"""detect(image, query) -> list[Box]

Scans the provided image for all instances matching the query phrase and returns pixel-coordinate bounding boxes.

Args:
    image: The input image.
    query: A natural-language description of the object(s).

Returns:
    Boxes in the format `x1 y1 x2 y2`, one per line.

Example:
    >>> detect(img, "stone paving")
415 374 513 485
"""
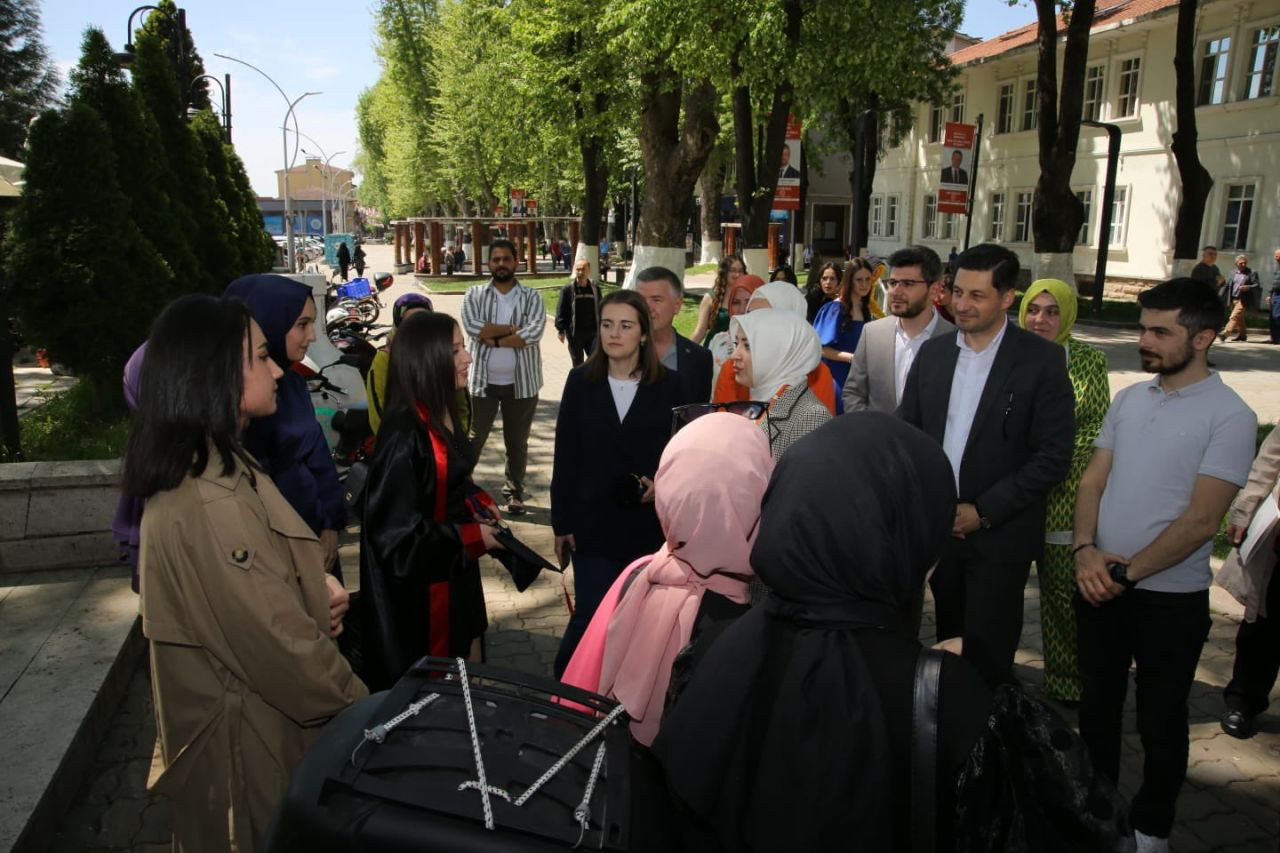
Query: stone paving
46 246 1280 850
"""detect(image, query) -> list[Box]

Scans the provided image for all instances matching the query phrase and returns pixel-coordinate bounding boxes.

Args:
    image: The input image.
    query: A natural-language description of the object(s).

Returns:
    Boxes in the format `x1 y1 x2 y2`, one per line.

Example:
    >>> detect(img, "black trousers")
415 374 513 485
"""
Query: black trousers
1225 557 1280 715
567 334 596 367
1076 588 1210 838
929 538 1031 688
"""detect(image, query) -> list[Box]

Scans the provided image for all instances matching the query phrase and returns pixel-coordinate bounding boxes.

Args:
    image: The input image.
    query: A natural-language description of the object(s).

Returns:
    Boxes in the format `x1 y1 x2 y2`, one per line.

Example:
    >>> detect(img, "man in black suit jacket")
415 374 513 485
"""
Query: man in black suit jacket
897 243 1074 687
634 266 713 404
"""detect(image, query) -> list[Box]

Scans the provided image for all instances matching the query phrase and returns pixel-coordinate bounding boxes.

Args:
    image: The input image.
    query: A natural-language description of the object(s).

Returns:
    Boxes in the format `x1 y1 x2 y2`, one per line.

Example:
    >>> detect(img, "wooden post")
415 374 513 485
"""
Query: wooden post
768 222 782 270
413 222 426 269
430 222 444 275
471 220 485 275
526 222 537 274
393 222 402 266
725 226 737 258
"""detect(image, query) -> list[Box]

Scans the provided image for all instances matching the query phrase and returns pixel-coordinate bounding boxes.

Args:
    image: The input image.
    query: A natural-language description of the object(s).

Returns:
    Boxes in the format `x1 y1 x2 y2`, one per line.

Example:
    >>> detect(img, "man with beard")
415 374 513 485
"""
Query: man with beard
462 238 546 514
897 243 1074 687
841 245 956 414
1072 277 1256 853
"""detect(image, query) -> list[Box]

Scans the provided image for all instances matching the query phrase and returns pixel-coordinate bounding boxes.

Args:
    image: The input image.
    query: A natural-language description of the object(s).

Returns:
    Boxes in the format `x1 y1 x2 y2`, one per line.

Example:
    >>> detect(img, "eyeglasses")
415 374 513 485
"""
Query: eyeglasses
670 400 769 435
884 278 928 289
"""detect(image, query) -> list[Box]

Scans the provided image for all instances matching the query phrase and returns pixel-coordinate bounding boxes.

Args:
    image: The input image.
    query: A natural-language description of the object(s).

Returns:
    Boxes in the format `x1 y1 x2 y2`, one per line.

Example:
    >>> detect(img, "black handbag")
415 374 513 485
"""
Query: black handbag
341 461 369 519
911 648 945 853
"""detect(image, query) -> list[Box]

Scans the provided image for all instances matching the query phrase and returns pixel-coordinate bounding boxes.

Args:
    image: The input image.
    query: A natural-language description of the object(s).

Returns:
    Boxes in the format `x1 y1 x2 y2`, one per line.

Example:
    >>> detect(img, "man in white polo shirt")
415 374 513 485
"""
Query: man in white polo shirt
1073 277 1256 853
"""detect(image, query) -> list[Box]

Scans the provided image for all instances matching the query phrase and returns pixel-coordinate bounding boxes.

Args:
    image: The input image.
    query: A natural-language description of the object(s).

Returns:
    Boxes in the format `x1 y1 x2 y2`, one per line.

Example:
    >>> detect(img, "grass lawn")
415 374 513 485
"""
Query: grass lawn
2 381 130 463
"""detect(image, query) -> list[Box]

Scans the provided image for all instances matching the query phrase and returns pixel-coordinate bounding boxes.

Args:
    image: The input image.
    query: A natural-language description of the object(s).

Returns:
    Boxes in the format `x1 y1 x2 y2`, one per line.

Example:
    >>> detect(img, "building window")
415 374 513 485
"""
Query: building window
1243 26 1279 99
950 92 965 123
1022 79 1038 131
1083 65 1106 121
885 195 899 238
928 104 944 143
870 195 883 237
1108 187 1129 246
1013 191 1033 242
1198 37 1231 105
1117 57 1142 117
940 212 957 241
1075 188 1094 245
1220 183 1255 250
997 83 1015 133
989 192 1005 241
923 194 938 239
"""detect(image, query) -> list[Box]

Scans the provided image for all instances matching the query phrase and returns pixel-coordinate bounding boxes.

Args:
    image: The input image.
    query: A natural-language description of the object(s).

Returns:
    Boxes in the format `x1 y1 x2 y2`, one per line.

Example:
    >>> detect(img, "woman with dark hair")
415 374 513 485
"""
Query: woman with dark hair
366 292 451 434
812 257 873 413
552 289 683 676
359 310 503 691
652 414 990 851
692 254 746 345
336 241 351 281
805 261 841 323
770 264 797 285
224 275 346 577
125 295 366 852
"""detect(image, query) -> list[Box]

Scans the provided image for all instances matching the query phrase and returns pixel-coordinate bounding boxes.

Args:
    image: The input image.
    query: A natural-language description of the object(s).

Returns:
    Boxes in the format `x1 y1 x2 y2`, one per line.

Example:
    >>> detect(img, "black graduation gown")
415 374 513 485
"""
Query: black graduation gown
358 408 489 691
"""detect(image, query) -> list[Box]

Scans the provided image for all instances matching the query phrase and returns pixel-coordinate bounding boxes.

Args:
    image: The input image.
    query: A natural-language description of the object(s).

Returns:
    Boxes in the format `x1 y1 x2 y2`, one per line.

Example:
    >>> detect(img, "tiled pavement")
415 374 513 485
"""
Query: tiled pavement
48 269 1279 851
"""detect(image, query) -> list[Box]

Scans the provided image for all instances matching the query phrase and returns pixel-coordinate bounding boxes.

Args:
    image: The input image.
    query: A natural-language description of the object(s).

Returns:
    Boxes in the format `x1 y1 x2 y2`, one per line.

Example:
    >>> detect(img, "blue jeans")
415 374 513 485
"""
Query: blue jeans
553 552 629 678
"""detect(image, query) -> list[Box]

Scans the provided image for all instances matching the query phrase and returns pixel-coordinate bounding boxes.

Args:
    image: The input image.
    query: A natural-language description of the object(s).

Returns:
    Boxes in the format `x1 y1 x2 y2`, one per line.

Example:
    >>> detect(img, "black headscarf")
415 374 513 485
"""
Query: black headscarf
652 412 957 853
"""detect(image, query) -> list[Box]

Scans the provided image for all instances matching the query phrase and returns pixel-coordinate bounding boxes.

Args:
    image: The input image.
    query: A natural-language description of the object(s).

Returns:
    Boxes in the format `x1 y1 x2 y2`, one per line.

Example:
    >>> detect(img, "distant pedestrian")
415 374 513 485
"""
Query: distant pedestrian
550 237 563 270
1219 253 1259 342
1269 248 1280 344
336 241 351 281
561 238 572 268
1189 245 1225 307
801 244 813 267
555 258 602 366
352 242 366 278
1073 276 1256 852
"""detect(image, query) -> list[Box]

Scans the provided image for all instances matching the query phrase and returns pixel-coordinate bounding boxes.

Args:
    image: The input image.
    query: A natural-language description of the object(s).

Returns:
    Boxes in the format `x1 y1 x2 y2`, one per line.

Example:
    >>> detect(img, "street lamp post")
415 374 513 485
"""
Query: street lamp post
213 52 319 273
334 180 356 234
296 135 346 238
189 73 232 142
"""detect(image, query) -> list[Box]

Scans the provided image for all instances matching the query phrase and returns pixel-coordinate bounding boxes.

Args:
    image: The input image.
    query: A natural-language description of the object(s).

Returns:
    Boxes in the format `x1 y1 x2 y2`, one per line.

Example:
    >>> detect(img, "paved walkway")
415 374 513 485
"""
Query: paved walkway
48 245 1280 850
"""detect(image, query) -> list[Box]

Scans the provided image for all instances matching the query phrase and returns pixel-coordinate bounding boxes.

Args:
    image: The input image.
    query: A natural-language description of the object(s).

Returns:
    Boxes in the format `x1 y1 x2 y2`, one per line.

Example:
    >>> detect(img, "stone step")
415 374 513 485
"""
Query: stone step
0 566 141 853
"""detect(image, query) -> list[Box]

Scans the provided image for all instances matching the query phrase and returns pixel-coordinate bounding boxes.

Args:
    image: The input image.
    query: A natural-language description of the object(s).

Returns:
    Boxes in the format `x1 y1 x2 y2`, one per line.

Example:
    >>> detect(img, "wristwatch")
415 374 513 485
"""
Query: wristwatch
1106 562 1137 589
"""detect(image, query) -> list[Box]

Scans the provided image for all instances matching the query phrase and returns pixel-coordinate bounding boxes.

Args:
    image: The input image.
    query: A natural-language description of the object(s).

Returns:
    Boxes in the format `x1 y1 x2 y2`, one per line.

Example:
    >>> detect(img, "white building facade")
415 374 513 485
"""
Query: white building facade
804 0 1280 285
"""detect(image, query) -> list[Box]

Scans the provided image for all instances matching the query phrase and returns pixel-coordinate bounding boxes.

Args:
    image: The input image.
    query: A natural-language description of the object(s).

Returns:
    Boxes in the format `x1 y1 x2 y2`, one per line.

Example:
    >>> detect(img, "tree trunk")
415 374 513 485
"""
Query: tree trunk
730 0 803 250
632 70 718 256
1030 0 1095 256
841 95 879 255
698 146 726 264
579 134 608 280
1171 0 1213 259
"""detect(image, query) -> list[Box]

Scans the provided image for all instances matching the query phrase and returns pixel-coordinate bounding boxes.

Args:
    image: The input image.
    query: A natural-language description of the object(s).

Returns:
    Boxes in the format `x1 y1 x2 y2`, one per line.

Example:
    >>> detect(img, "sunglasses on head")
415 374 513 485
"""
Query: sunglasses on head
670 400 769 435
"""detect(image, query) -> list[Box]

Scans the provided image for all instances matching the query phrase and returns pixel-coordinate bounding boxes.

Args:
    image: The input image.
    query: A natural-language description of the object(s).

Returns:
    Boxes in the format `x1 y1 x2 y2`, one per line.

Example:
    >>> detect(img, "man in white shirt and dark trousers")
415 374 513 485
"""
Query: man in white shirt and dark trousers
462 239 546 514
897 243 1074 688
1073 277 1256 853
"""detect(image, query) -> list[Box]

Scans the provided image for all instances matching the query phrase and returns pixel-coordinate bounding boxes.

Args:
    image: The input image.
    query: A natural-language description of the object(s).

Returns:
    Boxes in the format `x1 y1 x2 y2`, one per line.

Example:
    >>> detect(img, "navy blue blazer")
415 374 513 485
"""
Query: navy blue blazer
672 333 713 405
551 365 681 562
896 322 1074 563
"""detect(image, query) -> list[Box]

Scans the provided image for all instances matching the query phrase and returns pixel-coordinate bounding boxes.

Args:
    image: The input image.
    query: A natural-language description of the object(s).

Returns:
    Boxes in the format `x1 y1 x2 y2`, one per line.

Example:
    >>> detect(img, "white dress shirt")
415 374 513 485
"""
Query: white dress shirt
893 309 940 403
486 285 520 385
943 318 1008 490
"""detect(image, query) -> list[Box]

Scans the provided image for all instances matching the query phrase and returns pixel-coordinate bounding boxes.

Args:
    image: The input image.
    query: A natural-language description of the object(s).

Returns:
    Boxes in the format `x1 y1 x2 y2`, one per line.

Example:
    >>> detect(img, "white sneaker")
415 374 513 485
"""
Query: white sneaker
1134 829 1168 853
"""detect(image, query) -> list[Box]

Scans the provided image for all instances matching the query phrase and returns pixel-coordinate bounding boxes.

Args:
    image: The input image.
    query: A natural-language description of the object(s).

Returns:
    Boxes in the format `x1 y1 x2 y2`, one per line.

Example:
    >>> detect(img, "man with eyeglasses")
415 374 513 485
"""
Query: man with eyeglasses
841 245 956 414
897 243 1074 688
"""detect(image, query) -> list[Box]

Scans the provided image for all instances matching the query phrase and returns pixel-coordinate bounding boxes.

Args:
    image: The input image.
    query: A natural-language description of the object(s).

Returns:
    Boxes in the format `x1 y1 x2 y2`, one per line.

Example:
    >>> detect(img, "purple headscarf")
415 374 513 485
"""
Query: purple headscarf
113 342 147 590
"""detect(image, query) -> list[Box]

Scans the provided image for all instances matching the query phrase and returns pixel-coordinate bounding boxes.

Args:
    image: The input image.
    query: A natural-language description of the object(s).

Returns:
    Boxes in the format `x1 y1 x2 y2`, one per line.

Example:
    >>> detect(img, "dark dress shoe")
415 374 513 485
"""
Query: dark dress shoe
1220 708 1255 739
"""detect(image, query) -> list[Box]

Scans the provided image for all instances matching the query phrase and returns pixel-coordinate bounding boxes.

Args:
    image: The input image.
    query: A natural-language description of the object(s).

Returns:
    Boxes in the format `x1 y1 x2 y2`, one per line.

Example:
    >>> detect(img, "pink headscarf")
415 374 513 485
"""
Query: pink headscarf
596 412 773 745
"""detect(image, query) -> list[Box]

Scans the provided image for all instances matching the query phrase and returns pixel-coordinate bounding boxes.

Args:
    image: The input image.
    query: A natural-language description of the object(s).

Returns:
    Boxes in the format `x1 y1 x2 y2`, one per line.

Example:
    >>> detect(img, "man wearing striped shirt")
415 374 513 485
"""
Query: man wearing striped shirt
462 239 546 514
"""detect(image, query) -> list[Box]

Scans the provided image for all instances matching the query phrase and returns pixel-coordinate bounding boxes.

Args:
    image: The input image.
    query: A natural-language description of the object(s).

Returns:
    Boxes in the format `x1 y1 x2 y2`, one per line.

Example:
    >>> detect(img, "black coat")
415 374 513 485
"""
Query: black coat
896 323 1075 564
358 409 488 691
551 366 682 561
554 279 602 340
671 333 714 405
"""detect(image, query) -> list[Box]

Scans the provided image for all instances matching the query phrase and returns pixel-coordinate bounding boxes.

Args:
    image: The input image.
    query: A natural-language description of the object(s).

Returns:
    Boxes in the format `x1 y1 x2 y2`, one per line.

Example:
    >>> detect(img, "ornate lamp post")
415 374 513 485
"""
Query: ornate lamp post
189 73 232 143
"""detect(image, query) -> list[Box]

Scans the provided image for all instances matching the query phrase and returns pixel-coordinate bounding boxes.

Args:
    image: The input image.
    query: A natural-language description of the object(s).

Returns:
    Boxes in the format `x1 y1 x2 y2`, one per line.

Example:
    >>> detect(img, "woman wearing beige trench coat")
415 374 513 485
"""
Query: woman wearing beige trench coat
124 295 367 852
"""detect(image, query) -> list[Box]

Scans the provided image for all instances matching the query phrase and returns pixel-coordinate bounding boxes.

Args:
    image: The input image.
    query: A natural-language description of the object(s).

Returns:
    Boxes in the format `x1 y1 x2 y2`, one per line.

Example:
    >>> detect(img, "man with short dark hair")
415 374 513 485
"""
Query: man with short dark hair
941 149 968 185
1189 245 1224 305
1073 277 1256 852
462 238 546 514
842 244 955 414
897 242 1074 687
633 266 712 404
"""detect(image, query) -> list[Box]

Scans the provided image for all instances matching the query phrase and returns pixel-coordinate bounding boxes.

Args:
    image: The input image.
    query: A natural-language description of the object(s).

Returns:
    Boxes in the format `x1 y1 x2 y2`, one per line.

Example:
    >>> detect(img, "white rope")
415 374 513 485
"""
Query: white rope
455 657 509 829
351 691 441 765
512 702 626 807
572 742 608 848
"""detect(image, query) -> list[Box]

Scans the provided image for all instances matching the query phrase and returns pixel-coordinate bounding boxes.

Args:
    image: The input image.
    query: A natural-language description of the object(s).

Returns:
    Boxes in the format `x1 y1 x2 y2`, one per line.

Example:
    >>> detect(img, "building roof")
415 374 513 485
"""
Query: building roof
948 0 1179 66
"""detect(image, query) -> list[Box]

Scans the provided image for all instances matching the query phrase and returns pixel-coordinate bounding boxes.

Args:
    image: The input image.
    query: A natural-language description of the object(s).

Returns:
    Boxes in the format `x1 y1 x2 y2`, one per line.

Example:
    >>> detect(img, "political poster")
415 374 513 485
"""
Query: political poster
509 188 528 217
526 198 538 217
774 114 802 211
939 122 976 214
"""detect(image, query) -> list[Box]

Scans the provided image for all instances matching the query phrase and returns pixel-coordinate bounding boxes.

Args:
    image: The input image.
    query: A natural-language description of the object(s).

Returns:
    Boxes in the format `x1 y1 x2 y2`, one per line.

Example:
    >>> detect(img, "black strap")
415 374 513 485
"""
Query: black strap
911 648 944 853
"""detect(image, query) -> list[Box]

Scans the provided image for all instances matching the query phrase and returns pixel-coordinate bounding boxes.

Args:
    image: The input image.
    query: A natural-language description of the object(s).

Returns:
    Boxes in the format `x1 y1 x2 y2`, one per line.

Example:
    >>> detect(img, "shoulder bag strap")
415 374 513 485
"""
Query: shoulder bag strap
911 647 944 853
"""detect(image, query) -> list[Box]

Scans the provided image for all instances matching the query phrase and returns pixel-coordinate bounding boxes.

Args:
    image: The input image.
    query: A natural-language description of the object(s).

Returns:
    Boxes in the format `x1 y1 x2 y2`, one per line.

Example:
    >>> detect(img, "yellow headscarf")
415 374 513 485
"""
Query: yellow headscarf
1019 278 1077 346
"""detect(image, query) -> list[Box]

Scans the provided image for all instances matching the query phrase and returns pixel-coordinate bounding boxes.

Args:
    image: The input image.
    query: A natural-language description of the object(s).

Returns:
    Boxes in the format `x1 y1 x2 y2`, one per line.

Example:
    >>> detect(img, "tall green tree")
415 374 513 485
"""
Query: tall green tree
192 110 274 274
5 103 169 407
0 0 59 156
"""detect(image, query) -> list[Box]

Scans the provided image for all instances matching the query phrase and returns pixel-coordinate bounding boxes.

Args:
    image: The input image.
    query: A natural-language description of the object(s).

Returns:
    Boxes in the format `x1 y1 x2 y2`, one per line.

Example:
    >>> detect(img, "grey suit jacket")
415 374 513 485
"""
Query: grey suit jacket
841 311 956 414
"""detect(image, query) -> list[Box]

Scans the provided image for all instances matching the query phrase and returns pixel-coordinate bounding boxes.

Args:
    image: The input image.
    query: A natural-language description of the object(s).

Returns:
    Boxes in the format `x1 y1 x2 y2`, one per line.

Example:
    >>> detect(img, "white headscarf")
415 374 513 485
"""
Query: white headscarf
730 309 821 401
747 281 807 318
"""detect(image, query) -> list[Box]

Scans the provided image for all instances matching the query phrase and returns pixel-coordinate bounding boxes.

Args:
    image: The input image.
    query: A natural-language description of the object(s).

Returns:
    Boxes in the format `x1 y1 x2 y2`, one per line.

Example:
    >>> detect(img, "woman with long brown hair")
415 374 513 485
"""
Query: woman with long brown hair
691 254 746 345
812 258 873 414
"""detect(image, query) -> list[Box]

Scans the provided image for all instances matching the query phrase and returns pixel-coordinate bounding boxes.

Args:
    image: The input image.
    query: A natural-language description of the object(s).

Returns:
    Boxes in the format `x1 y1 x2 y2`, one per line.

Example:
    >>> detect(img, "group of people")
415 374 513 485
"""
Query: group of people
121 232 1279 851
1189 245 1280 344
